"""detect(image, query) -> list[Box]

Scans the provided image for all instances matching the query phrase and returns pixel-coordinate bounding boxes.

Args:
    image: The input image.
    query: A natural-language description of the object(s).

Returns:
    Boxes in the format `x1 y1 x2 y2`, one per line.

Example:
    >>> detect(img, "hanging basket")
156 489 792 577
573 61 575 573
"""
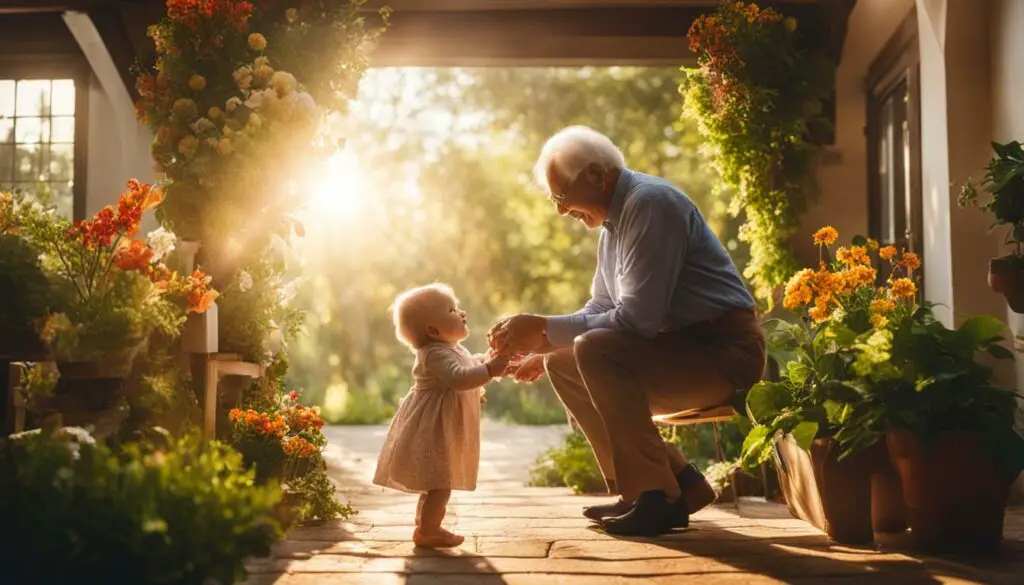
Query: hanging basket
988 257 1024 313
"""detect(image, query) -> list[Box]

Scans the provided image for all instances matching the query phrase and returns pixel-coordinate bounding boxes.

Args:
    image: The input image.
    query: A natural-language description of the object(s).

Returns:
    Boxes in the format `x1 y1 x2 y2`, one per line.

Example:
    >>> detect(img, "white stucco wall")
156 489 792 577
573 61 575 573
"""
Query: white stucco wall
62 12 155 225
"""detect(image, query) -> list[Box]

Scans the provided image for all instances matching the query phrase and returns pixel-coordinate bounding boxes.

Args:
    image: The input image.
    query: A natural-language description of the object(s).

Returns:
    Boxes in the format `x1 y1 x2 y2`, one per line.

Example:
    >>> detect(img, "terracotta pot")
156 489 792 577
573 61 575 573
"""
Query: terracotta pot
988 257 1024 313
810 438 874 544
56 343 144 381
864 441 908 538
887 428 1011 553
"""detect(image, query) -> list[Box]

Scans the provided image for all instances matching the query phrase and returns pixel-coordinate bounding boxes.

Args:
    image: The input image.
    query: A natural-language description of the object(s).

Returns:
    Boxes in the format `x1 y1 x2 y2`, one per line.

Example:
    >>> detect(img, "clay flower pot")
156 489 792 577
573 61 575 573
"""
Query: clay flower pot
887 428 1011 553
988 257 1024 313
810 438 874 545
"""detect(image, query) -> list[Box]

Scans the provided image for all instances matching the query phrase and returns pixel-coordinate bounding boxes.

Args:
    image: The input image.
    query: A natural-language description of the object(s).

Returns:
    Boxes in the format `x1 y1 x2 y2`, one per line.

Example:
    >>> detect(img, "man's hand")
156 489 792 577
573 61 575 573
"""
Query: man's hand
506 354 546 383
485 355 509 378
488 314 548 355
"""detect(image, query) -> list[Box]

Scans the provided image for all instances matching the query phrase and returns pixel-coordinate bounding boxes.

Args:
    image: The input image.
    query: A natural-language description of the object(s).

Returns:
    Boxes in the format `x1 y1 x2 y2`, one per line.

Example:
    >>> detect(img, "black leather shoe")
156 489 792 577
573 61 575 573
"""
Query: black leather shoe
582 498 635 521
601 490 689 536
677 463 718 514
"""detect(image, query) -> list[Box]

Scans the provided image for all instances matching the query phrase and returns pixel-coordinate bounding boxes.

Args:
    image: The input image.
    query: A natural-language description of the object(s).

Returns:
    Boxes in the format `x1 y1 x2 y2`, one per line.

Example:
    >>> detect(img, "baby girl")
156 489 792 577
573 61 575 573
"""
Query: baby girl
373 283 508 548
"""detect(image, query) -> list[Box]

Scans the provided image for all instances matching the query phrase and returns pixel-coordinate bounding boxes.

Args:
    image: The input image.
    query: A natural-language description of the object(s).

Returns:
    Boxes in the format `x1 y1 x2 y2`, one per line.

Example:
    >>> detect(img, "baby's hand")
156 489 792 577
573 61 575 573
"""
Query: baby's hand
486 355 509 378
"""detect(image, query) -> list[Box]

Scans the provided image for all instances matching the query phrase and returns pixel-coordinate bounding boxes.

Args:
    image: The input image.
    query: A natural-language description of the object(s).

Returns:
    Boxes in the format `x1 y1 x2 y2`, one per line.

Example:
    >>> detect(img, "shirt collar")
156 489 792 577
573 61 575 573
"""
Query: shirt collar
603 168 634 233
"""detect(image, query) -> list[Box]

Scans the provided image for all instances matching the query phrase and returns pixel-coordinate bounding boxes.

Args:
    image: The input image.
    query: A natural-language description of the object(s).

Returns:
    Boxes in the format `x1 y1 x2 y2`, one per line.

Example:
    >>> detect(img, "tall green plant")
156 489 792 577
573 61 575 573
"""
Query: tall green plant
682 1 833 303
959 140 1024 262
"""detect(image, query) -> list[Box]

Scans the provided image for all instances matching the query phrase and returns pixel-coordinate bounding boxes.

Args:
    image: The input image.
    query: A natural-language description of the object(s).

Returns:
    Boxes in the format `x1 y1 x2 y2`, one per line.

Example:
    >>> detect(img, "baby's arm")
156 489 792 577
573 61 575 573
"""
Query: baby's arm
425 347 504 391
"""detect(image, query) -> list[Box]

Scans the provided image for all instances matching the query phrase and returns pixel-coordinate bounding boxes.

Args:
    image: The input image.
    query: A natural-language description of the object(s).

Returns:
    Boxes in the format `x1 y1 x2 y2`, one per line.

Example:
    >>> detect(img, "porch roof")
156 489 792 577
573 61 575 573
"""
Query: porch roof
0 0 856 90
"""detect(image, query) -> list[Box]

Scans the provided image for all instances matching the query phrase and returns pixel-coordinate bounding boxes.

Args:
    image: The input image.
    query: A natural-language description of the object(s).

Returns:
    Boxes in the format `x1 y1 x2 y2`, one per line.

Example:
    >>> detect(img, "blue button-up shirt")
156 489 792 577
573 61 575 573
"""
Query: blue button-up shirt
546 169 755 347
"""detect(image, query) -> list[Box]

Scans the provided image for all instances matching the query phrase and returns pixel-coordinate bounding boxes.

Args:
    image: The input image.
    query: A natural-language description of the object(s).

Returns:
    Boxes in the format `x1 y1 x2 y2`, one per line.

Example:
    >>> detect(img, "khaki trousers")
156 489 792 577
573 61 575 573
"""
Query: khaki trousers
544 309 765 501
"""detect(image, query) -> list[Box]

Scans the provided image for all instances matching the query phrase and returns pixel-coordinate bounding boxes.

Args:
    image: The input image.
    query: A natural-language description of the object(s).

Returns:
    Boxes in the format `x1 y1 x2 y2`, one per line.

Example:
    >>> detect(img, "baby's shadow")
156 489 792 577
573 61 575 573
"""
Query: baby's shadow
404 546 509 585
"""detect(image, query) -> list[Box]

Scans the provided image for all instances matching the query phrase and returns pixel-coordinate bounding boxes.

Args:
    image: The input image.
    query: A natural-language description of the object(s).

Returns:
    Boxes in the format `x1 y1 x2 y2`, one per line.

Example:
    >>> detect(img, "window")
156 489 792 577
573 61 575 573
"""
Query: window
867 10 921 287
0 78 79 219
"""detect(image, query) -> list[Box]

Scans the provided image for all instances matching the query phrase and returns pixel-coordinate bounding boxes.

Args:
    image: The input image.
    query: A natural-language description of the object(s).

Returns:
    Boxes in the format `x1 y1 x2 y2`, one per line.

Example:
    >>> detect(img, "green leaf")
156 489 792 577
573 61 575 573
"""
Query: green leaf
823 322 857 347
786 362 811 385
745 382 794 423
956 315 1006 347
819 380 861 402
740 425 773 468
790 421 819 451
988 344 1014 360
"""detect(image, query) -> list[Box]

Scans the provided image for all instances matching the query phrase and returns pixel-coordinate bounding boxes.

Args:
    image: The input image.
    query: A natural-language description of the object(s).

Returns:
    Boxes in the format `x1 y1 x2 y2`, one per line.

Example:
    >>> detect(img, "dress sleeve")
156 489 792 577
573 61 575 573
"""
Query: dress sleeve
424 346 492 391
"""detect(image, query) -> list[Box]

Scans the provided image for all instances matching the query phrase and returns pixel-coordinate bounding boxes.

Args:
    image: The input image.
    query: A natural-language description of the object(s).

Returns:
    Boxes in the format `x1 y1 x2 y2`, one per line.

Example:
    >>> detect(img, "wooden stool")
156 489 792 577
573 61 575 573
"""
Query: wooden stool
653 403 769 509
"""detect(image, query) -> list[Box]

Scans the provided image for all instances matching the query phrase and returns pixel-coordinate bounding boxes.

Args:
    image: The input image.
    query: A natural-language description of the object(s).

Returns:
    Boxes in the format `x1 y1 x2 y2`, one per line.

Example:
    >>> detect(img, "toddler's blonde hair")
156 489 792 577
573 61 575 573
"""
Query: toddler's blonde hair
391 283 456 350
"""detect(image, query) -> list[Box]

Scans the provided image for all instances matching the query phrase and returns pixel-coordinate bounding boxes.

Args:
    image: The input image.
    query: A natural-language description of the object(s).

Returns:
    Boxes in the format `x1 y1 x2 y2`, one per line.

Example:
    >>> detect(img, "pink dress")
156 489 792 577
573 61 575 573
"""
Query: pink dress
373 342 489 493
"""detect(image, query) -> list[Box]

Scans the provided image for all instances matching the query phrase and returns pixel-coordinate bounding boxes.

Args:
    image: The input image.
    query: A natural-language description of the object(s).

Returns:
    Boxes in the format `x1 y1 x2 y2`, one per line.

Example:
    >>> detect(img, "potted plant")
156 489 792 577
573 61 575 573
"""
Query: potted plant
0 193 50 357
16 181 217 408
959 140 1024 311
834 304 1024 553
741 226 913 544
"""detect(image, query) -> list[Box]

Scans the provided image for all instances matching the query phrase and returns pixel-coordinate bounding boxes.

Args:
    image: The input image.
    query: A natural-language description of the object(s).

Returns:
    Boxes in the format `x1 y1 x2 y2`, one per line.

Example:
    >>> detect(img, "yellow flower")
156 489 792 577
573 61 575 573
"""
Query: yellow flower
783 268 814 310
870 314 889 328
233 66 253 90
879 245 897 261
217 138 234 156
866 238 879 251
899 251 921 271
890 278 917 299
172 98 198 121
286 8 299 22
248 32 267 51
813 226 838 246
870 299 897 314
178 135 199 158
811 265 840 296
188 74 206 91
254 65 274 85
207 107 224 122
270 71 297 96
784 17 797 32
836 245 870 267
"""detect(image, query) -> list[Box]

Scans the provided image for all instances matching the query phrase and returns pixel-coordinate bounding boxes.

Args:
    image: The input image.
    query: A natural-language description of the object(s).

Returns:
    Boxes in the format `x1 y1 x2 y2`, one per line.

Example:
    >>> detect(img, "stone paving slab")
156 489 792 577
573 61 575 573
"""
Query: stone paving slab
243 423 1024 585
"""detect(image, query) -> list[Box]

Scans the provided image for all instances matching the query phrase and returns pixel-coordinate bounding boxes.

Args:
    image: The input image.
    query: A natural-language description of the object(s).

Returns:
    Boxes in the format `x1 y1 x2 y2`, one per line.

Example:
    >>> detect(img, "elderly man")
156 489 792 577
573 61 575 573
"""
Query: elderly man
489 126 765 536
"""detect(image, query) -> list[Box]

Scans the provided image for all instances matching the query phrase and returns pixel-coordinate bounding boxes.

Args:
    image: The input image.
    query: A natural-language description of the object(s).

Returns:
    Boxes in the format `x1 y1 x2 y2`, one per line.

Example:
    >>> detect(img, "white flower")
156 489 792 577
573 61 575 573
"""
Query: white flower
248 32 267 51
263 320 285 356
278 278 301 305
233 66 253 90
286 7 299 22
190 117 216 135
238 270 253 293
61 426 96 446
270 71 297 96
225 97 243 113
146 226 177 261
255 56 270 68
245 88 277 111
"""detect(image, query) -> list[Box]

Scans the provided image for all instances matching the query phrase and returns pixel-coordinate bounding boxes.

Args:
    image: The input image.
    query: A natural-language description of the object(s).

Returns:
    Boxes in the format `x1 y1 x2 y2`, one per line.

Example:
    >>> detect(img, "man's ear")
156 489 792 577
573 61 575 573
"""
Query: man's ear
584 162 605 185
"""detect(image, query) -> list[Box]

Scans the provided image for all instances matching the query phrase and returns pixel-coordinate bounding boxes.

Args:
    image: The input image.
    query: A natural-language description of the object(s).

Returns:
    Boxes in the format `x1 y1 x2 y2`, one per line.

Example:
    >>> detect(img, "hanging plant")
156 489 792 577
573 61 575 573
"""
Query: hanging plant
681 0 834 304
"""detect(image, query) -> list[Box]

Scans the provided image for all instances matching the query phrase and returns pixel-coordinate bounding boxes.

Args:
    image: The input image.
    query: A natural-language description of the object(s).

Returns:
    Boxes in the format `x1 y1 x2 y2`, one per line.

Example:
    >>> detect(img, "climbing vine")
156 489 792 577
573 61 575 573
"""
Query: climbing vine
681 0 833 304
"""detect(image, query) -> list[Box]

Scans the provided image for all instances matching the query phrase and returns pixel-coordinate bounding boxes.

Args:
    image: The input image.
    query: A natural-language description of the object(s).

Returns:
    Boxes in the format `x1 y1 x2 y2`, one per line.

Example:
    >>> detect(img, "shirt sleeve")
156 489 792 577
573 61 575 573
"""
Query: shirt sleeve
424 346 492 391
585 191 688 338
545 232 616 347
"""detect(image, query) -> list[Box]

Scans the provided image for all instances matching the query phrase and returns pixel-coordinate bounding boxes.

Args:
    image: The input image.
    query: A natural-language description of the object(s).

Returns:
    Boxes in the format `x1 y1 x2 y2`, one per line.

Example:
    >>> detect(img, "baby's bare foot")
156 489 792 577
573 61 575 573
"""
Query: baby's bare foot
413 527 465 548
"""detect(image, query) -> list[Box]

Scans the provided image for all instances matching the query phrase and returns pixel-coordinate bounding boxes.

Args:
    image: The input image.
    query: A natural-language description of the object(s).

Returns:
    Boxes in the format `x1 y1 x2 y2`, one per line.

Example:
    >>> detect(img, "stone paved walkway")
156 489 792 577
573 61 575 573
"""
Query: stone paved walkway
245 422 1024 584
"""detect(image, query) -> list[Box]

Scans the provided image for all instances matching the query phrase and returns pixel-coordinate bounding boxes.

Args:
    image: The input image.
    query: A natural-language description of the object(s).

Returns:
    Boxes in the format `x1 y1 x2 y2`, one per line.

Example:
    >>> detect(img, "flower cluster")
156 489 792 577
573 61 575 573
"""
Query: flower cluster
69 180 162 248
228 408 287 439
784 226 922 329
282 435 318 458
166 0 253 31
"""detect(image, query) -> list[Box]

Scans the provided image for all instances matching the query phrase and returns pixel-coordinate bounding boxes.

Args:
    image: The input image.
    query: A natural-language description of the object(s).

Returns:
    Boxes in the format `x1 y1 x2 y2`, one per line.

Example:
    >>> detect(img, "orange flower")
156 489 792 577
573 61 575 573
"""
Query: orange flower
783 268 813 310
808 303 831 322
879 246 897 261
870 298 897 314
282 436 318 458
812 226 838 247
898 251 921 271
189 289 219 313
836 246 870 267
112 239 154 272
890 278 917 299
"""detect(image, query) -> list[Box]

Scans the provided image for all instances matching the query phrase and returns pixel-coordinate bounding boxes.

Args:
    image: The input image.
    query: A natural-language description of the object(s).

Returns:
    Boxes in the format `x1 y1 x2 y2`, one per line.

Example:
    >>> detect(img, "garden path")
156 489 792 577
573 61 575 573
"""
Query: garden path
244 422 1024 584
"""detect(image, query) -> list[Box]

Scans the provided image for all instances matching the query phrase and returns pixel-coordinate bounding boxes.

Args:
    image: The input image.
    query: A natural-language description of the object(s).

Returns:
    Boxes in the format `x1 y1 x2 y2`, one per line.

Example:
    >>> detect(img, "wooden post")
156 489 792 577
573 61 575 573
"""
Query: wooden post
203 355 217 440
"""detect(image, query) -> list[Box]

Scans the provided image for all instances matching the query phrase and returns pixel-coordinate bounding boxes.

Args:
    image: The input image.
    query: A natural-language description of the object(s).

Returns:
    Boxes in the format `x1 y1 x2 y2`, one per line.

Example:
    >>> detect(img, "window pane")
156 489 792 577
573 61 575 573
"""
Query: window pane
51 116 74 143
15 117 45 144
0 143 13 181
49 143 74 181
51 80 75 115
15 143 42 182
0 80 14 117
0 119 12 143
16 80 50 116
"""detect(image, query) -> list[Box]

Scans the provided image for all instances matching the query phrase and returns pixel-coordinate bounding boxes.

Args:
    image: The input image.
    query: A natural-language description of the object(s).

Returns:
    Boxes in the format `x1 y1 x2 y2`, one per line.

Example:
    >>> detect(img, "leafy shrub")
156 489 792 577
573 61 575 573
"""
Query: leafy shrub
529 429 605 494
0 427 282 585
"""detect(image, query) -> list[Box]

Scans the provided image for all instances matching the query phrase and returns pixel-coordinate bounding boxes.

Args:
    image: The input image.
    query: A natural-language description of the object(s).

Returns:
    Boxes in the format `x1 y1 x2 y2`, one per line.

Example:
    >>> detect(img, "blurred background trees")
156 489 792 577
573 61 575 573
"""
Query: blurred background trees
285 66 745 426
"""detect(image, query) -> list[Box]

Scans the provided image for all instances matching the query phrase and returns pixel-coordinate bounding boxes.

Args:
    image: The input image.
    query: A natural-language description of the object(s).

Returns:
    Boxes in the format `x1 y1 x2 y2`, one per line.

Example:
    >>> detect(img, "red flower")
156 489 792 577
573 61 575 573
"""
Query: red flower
113 239 155 272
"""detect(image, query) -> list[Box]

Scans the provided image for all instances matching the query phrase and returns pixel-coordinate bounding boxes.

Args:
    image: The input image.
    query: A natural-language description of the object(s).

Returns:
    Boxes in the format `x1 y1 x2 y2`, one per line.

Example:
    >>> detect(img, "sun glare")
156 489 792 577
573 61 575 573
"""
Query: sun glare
308 149 370 220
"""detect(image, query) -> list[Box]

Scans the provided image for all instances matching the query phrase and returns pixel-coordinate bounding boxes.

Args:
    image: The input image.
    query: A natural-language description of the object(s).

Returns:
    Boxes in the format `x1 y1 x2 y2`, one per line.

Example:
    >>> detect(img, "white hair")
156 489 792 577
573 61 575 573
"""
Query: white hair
533 126 626 193
390 283 456 350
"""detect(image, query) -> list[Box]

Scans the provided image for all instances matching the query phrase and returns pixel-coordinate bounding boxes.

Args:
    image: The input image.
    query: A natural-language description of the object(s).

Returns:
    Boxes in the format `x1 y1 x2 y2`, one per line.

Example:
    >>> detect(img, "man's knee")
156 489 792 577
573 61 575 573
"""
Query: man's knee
543 346 576 377
572 328 624 367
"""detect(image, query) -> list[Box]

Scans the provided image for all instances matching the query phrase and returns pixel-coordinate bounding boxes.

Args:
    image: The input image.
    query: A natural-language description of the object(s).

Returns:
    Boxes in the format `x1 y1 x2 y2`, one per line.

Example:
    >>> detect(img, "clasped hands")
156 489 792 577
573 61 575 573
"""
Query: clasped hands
485 313 550 383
